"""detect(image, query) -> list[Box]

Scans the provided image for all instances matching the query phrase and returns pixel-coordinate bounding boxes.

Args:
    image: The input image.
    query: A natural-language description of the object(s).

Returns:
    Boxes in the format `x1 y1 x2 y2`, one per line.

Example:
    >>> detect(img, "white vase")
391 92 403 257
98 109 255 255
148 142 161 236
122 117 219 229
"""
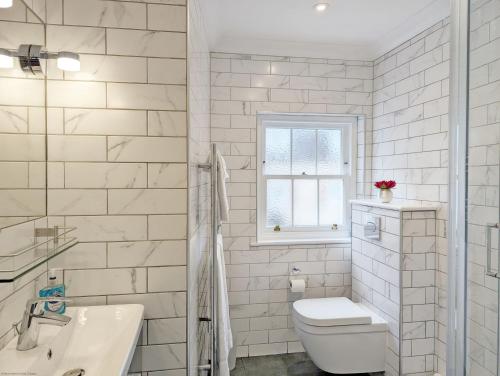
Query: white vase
379 189 393 203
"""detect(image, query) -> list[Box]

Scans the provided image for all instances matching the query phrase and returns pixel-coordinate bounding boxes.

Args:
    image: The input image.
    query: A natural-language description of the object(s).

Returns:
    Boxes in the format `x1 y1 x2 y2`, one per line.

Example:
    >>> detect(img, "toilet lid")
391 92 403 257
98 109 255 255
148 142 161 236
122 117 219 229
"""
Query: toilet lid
293 297 372 327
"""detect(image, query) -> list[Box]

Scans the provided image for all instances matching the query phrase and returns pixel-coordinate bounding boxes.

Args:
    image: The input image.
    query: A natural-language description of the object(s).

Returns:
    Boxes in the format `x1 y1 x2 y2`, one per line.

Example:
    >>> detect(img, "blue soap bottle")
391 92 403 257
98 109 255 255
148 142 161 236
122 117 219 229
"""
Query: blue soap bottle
39 268 66 314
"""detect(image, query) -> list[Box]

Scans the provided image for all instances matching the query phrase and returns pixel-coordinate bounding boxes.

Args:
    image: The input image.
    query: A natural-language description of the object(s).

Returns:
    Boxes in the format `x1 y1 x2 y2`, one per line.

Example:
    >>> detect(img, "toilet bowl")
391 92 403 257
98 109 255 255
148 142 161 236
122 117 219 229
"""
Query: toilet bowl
292 297 387 374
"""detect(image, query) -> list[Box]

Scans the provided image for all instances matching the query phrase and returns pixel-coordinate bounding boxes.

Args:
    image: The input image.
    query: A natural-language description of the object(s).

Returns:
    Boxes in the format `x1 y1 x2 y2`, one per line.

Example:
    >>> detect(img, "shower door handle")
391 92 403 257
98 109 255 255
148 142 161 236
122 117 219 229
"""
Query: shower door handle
486 223 500 278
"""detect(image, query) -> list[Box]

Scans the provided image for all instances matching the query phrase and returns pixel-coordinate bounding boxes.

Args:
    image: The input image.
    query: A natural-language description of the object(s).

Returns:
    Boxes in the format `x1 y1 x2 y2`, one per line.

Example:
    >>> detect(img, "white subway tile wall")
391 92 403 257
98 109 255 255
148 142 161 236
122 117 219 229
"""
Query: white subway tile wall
352 204 438 376
351 204 402 376
210 52 373 357
401 211 437 376
372 20 450 375
47 1 188 374
0 1 189 376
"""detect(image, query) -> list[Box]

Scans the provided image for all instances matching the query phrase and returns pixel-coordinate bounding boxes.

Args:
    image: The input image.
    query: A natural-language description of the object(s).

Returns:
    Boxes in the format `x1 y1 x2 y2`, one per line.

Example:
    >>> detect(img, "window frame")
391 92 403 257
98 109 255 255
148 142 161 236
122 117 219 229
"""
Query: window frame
256 113 358 243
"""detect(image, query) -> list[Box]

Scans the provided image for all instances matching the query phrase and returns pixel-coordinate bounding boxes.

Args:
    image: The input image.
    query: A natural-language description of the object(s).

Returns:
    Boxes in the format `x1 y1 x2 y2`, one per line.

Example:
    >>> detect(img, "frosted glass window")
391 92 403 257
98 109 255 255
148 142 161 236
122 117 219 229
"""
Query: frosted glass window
258 114 355 240
292 129 316 175
265 128 291 175
266 179 292 227
319 179 343 226
293 180 318 226
317 129 342 175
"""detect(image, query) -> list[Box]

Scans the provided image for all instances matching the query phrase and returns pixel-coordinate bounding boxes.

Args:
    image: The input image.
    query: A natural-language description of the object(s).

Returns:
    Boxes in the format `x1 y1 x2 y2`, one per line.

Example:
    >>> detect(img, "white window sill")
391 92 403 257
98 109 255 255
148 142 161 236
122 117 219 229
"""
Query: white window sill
251 238 351 247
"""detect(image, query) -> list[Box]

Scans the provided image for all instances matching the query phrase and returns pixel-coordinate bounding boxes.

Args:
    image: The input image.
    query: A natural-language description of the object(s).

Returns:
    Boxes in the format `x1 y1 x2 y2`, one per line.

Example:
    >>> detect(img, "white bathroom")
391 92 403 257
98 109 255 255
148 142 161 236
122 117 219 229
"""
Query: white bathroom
0 0 497 375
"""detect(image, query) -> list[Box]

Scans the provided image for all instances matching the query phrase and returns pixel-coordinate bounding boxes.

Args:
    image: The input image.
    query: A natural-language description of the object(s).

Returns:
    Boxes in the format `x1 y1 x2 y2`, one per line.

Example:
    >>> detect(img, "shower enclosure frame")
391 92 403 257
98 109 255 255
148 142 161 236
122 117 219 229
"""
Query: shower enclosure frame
447 0 469 374
447 0 500 374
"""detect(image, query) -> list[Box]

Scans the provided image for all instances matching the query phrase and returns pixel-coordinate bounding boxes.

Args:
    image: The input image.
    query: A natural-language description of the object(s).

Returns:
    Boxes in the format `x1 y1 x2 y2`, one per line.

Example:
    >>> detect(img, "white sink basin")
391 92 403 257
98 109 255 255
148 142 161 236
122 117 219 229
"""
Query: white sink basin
0 304 144 376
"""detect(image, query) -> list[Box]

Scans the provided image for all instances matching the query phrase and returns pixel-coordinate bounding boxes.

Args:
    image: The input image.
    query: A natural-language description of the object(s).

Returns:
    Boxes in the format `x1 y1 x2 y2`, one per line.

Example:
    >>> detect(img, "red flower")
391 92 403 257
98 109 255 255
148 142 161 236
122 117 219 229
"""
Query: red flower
374 180 396 189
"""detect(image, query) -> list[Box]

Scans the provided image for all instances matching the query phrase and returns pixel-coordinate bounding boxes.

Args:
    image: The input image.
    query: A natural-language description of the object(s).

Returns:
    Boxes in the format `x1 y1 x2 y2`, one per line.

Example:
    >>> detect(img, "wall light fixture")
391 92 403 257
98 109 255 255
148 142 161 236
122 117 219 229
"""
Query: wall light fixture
56 51 81 72
0 44 80 74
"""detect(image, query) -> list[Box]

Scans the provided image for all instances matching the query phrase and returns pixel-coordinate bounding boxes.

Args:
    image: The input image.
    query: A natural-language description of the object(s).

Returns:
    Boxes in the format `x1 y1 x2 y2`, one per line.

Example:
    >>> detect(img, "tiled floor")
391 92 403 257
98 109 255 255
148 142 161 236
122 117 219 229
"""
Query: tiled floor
230 353 384 376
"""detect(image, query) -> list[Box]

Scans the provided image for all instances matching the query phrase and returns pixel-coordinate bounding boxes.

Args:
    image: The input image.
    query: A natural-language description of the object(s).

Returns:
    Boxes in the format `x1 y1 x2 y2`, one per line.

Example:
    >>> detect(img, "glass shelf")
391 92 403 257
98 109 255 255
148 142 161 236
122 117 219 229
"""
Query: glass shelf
0 226 78 282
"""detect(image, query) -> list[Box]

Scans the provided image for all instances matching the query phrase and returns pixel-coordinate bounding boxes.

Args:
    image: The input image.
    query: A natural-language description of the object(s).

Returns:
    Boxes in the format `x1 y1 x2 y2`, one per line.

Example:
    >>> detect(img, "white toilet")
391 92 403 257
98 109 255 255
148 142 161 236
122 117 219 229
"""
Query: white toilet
292 297 387 374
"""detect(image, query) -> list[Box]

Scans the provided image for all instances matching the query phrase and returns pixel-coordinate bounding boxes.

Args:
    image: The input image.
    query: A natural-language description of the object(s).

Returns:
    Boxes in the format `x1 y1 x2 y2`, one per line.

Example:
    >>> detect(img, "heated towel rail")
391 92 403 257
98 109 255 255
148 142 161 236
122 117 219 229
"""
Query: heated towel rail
197 143 219 376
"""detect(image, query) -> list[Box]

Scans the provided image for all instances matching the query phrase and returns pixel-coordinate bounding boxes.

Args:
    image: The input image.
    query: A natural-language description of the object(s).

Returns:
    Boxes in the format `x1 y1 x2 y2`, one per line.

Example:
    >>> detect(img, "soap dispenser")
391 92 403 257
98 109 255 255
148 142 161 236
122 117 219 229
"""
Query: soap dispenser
39 268 66 314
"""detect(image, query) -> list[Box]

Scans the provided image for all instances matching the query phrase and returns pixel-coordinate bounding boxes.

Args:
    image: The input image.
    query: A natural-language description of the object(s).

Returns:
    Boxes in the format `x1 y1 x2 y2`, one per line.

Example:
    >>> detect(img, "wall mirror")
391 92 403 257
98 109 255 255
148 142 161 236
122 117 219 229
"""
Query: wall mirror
0 0 76 282
0 0 46 230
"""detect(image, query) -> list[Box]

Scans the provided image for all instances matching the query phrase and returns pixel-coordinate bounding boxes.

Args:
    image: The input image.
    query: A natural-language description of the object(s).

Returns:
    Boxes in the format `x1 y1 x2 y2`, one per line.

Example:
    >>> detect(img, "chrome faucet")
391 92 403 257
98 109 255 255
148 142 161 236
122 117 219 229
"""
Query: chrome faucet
16 297 71 351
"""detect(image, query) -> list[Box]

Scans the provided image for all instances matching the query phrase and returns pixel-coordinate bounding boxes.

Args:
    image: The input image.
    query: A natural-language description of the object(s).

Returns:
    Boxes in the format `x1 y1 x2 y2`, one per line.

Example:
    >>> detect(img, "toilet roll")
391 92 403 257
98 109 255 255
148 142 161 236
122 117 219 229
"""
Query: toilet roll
289 279 306 293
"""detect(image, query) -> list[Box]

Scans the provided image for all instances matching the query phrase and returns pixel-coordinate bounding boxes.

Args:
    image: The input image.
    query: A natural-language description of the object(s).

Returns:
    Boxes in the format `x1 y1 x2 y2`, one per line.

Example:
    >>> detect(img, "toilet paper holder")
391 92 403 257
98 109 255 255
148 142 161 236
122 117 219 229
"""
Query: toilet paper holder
289 266 306 293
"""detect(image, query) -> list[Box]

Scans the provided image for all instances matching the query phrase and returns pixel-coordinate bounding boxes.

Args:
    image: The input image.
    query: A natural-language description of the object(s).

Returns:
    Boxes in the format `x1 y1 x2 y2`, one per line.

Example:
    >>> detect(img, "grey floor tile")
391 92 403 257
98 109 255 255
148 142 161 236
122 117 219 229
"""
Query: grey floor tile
284 355 325 376
230 353 384 376
230 365 247 376
282 352 310 365
242 354 288 376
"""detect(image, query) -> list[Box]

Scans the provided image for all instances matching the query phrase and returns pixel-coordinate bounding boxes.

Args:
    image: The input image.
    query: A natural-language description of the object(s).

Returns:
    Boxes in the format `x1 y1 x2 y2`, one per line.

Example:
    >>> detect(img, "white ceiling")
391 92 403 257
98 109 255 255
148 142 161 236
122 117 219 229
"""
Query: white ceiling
199 0 450 60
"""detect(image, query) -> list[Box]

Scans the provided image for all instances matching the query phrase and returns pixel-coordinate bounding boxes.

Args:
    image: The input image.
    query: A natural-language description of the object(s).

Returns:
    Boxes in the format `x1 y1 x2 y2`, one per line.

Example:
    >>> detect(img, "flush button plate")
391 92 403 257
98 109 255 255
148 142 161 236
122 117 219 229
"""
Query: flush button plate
363 215 381 240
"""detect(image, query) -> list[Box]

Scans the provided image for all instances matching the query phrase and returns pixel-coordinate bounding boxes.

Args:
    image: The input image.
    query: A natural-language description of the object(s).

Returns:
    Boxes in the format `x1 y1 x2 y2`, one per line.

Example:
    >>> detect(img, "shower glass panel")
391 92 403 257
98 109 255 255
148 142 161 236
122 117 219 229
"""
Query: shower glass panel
465 0 500 374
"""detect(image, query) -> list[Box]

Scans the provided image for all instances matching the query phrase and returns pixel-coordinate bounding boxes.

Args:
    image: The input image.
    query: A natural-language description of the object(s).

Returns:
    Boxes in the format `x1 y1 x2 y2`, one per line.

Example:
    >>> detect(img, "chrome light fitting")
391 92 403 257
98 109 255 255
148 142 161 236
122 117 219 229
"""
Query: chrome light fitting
0 44 80 74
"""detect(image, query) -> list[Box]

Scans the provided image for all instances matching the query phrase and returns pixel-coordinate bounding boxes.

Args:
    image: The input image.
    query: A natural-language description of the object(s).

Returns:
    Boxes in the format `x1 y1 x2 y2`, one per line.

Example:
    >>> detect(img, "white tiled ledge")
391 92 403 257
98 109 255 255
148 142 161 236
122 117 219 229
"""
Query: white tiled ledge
350 199 440 212
250 238 351 247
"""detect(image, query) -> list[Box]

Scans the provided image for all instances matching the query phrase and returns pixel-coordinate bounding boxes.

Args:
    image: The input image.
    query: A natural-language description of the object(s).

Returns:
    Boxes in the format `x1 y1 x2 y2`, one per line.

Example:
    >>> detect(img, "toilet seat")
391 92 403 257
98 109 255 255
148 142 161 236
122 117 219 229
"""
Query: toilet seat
293 297 386 334
293 297 372 327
